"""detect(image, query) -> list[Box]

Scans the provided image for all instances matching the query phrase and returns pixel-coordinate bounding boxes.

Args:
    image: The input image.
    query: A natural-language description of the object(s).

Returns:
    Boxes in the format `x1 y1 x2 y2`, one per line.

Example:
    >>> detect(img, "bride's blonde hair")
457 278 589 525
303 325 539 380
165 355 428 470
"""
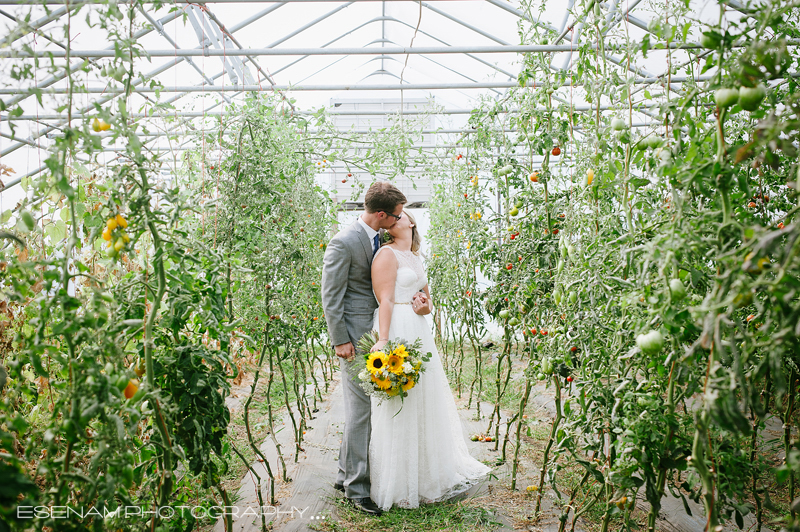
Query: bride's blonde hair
383 210 421 254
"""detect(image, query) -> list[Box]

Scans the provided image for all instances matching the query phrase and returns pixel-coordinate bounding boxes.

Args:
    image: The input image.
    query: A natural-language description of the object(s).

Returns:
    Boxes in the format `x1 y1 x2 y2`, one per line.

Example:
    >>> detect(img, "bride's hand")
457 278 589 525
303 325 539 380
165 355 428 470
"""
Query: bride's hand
370 339 388 352
412 293 431 315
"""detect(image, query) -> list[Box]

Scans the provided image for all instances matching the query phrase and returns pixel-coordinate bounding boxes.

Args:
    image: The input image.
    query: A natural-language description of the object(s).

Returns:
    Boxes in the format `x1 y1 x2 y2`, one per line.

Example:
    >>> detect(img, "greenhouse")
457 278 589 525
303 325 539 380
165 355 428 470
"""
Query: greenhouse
0 0 798 530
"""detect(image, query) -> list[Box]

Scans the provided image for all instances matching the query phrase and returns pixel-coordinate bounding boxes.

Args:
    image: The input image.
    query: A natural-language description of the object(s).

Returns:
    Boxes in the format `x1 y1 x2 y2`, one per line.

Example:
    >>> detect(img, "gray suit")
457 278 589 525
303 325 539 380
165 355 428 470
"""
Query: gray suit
321 219 379 499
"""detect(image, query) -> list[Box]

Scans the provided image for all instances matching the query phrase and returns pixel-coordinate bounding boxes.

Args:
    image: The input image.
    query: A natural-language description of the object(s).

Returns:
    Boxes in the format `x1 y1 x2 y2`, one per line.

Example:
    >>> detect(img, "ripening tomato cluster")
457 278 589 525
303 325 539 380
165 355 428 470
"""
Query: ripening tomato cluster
101 214 130 257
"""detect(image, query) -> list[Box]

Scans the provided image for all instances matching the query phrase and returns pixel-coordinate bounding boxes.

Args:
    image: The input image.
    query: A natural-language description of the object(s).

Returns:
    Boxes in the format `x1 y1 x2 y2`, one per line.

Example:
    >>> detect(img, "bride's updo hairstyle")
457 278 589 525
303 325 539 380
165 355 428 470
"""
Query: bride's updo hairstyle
383 210 422 255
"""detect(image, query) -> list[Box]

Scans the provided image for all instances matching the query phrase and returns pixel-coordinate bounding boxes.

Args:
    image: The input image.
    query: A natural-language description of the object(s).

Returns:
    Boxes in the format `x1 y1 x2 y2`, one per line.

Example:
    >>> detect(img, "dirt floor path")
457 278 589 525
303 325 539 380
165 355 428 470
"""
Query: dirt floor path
211 367 579 532
212 356 775 532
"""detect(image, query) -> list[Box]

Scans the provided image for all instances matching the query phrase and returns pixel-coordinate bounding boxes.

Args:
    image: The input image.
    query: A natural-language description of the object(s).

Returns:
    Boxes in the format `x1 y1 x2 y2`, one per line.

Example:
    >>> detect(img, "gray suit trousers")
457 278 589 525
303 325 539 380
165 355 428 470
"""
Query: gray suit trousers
337 353 372 498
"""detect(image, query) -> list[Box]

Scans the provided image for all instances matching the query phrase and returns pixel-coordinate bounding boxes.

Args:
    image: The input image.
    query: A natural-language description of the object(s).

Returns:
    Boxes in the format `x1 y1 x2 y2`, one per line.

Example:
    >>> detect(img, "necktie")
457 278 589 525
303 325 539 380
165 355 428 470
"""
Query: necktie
373 234 380 256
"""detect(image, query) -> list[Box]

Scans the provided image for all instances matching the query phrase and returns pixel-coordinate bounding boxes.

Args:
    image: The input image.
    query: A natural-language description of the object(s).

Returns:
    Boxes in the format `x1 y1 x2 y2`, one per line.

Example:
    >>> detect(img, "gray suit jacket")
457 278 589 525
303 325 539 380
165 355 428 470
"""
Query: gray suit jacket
321 220 379 348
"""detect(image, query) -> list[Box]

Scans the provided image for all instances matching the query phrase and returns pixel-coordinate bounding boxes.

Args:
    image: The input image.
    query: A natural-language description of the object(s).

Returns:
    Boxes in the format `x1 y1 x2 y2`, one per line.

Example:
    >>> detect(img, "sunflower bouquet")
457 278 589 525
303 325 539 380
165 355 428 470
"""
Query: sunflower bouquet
356 330 432 407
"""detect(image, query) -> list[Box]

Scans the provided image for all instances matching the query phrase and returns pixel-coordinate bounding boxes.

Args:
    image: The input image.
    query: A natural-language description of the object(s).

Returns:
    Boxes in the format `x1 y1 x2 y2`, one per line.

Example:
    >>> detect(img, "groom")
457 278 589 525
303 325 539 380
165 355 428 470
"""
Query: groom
321 182 407 516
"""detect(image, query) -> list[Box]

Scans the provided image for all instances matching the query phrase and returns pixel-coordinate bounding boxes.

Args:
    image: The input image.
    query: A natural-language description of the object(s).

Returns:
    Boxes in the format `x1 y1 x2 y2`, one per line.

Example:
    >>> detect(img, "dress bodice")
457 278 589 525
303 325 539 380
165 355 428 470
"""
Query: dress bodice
375 246 428 304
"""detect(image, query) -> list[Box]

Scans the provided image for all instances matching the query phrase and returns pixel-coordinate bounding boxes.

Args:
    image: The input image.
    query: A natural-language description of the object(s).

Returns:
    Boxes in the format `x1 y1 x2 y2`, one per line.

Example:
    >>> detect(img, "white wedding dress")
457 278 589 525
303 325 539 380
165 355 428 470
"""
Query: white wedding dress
369 246 492 511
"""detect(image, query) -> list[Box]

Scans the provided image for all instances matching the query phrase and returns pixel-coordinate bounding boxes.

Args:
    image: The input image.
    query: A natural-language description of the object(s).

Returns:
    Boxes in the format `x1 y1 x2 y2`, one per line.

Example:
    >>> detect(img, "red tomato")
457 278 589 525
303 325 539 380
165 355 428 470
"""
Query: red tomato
552 146 561 156
506 264 513 270
566 376 573 383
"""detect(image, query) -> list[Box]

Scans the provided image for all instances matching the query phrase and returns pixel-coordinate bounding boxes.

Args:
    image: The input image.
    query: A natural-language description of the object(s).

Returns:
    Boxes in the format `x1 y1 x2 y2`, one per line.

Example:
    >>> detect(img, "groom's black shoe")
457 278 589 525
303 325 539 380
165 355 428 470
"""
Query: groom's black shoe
348 497 383 516
333 482 344 493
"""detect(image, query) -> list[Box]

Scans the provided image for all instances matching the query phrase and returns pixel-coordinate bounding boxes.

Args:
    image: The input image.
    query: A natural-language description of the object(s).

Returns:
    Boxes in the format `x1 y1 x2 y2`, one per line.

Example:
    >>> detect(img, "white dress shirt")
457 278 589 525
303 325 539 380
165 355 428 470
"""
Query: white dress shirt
358 216 380 254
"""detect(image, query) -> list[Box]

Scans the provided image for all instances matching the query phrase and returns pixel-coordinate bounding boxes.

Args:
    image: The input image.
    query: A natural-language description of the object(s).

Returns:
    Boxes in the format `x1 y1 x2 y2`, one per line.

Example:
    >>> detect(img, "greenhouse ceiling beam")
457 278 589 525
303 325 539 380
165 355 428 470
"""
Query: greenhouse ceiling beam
0 5 288 159
358 53 505 97
269 15 517 80
10 72 781 96
3 41 769 59
137 8 228 100
0 9 186 158
484 0 556 33
0 2 85 48
0 106 677 120
420 2 509 47
92 145 584 153
149 1 353 111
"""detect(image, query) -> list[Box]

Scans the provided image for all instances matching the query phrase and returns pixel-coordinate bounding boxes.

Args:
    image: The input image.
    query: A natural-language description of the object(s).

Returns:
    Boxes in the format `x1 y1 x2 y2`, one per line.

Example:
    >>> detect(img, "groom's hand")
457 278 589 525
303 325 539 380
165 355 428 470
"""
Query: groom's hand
334 342 355 361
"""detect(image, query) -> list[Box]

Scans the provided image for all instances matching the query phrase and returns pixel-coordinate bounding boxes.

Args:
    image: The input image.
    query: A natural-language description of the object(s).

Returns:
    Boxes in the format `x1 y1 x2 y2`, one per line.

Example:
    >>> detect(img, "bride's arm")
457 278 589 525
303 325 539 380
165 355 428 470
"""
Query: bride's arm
370 249 397 352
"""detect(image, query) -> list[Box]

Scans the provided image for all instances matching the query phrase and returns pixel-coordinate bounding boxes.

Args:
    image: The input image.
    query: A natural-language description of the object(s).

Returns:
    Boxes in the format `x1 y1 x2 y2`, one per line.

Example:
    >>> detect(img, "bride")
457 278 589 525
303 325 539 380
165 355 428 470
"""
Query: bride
368 210 491 511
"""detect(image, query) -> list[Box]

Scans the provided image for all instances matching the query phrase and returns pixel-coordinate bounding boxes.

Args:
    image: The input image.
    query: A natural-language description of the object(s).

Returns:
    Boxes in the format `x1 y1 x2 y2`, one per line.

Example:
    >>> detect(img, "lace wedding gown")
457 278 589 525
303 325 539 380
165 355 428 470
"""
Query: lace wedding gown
369 246 491 511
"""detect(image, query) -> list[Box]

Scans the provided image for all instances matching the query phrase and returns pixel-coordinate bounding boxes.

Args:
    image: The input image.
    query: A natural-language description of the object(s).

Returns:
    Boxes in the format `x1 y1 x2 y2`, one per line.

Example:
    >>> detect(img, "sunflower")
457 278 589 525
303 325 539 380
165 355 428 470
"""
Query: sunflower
371 373 392 390
392 344 408 358
402 378 415 392
386 354 405 374
367 352 389 375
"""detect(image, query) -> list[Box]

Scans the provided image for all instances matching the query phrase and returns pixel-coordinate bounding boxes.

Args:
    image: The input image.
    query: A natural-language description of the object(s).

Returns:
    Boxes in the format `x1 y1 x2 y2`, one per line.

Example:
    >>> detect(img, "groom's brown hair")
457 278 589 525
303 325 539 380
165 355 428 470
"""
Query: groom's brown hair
364 181 407 213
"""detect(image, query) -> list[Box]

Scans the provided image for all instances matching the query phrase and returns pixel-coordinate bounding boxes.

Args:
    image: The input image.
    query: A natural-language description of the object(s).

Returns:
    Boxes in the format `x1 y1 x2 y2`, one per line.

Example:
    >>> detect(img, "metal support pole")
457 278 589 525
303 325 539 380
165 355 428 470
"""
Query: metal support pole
0 41 751 58
6 72 779 95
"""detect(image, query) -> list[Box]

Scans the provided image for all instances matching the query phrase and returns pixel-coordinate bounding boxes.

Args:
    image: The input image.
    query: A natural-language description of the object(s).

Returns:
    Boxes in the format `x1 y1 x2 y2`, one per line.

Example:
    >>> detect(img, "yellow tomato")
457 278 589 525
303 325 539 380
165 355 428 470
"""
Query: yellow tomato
107 218 118 231
123 379 139 399
115 214 127 228
114 238 124 252
587 169 595 186
92 118 102 132
102 227 112 241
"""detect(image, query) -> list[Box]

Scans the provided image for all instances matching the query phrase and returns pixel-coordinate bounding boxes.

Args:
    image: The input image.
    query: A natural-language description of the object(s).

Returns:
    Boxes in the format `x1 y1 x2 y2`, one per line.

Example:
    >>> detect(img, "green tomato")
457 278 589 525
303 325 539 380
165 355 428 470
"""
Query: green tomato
104 362 114 375
514 198 523 209
714 88 739 109
19 210 35 232
733 291 753 308
115 374 129 391
508 317 520 326
738 84 766 111
553 290 563 305
669 278 687 301
557 260 565 274
568 291 578 305
700 31 723 49
636 330 664 355
497 164 514 176
111 65 126 82
510 207 519 217
536 372 546 381
610 118 627 131
646 136 662 150
499 309 510 319
121 464 134 488
567 244 576 260
61 418 77 440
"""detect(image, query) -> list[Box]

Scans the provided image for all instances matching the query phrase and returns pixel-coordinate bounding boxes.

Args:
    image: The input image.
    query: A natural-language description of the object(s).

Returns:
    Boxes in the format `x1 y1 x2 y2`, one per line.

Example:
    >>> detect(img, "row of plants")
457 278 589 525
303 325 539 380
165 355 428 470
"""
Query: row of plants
427 1 800 531
0 1 435 530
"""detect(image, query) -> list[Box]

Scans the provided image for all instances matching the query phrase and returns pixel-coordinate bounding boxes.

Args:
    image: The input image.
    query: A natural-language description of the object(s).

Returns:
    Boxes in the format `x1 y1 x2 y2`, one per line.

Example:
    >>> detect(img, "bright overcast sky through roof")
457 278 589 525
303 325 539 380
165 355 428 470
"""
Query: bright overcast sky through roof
0 0 743 209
